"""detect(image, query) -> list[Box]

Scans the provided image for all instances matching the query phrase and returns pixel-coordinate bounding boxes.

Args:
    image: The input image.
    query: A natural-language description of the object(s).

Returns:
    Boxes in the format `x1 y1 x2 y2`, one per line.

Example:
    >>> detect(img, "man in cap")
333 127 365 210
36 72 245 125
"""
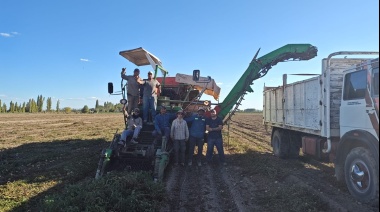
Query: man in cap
185 107 207 166
142 70 161 124
152 106 175 139
119 108 142 145
171 110 189 166
206 109 226 165
121 68 144 116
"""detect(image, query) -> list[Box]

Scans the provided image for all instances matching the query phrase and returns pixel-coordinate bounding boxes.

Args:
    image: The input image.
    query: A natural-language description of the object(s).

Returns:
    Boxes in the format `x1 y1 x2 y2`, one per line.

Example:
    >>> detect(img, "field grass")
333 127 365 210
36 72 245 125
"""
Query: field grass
0 113 157 211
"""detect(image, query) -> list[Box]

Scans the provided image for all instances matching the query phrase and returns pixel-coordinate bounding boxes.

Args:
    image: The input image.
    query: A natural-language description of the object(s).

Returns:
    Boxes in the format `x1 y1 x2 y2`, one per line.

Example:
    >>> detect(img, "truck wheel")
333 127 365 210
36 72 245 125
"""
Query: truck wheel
272 130 289 159
344 147 379 203
288 133 300 159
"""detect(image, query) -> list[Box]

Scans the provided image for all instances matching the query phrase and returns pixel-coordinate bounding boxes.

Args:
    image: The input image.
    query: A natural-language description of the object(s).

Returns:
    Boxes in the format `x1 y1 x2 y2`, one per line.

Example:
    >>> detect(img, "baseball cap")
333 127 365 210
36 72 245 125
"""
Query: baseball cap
160 106 167 110
148 71 153 74
134 68 140 72
197 107 205 112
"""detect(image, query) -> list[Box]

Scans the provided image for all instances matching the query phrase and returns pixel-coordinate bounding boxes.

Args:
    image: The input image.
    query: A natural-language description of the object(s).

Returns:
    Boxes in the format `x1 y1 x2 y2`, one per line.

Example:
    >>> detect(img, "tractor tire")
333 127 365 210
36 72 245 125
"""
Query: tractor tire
272 129 289 159
344 147 379 204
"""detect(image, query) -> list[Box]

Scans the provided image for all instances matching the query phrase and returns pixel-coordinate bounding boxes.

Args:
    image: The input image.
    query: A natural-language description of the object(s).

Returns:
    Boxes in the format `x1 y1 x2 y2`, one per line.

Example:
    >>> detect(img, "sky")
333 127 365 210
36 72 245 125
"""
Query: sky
0 0 379 110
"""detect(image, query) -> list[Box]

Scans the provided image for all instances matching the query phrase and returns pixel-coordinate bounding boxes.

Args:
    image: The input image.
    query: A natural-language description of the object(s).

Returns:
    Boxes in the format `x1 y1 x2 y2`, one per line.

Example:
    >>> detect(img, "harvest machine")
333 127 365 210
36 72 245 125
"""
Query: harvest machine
95 44 318 181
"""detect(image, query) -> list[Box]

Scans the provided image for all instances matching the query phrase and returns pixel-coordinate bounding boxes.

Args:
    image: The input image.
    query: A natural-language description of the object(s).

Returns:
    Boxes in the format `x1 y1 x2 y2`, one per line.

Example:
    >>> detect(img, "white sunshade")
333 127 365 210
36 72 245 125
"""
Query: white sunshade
119 47 162 68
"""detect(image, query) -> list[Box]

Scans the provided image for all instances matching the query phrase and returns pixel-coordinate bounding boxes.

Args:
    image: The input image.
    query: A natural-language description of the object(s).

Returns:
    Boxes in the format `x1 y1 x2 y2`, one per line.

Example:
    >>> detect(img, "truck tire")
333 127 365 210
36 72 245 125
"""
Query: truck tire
288 133 300 159
272 130 289 159
344 147 379 204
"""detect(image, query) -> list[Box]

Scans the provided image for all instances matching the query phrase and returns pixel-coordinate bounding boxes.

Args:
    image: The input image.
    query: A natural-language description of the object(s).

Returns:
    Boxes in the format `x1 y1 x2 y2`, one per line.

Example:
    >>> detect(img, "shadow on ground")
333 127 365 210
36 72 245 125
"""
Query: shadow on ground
0 138 109 211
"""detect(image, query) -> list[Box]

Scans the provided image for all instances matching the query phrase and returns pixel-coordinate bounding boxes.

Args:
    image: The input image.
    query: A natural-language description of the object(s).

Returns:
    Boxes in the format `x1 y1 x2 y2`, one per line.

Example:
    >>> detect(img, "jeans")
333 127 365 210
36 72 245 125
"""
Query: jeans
206 137 225 163
127 94 139 115
174 139 186 164
152 127 170 140
121 126 142 141
143 96 157 122
188 136 204 163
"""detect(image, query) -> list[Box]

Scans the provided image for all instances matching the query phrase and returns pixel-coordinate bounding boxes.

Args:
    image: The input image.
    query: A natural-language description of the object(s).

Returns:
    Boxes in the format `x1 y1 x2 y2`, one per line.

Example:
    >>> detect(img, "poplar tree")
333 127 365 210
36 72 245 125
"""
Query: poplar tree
56 100 60 113
37 95 45 112
9 101 14 113
0 100 2 113
46 97 52 112
2 103 6 113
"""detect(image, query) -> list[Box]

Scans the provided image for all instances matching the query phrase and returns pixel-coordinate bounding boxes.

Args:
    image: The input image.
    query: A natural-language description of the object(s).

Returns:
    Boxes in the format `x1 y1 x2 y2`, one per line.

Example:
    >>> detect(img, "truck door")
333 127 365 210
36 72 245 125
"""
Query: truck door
340 69 370 134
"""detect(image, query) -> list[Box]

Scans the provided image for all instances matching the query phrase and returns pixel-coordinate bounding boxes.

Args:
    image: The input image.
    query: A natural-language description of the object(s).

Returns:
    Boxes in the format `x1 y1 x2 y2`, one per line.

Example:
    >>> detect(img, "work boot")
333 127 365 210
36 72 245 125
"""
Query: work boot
130 138 138 144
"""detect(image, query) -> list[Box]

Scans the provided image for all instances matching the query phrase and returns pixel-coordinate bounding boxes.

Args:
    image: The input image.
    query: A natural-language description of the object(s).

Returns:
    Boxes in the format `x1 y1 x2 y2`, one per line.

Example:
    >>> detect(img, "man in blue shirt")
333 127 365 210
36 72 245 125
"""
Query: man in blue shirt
152 106 175 139
185 107 207 166
206 109 226 165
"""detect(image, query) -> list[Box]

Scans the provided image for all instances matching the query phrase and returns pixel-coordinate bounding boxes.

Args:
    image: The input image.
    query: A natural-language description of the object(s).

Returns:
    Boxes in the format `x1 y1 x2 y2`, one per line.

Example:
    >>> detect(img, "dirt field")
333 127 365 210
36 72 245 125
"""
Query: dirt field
0 113 378 211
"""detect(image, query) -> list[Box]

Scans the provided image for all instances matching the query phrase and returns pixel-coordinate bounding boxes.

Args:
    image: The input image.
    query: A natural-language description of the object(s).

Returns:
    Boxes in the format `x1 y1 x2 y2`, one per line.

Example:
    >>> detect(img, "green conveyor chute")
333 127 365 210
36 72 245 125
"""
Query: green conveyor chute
218 44 318 122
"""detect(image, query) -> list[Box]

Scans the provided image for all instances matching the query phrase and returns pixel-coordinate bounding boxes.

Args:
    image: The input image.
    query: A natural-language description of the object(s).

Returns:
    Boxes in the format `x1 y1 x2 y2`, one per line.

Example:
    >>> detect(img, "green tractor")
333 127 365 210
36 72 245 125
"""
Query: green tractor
95 44 318 181
95 47 220 181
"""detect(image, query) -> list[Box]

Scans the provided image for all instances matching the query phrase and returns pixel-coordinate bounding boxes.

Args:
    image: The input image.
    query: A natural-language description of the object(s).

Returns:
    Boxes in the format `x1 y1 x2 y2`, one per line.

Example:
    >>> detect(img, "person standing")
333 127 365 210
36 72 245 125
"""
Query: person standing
205 109 226 165
121 68 143 116
185 107 207 166
142 71 161 124
171 110 189 166
152 106 174 139
119 108 142 145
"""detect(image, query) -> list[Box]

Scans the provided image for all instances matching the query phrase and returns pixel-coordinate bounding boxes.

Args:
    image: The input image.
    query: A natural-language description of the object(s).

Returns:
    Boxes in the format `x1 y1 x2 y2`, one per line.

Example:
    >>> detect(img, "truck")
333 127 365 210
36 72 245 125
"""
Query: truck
95 44 319 183
263 51 379 203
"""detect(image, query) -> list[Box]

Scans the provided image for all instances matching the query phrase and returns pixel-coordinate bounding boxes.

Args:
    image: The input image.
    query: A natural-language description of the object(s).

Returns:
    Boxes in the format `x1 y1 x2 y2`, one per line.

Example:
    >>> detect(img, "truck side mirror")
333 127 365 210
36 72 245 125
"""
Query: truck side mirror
193 70 200 82
108 82 113 94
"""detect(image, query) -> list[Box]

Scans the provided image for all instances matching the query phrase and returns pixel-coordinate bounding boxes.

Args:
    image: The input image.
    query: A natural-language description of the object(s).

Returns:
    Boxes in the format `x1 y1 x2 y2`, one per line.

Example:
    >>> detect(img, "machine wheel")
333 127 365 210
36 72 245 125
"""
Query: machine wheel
272 129 289 159
344 147 379 203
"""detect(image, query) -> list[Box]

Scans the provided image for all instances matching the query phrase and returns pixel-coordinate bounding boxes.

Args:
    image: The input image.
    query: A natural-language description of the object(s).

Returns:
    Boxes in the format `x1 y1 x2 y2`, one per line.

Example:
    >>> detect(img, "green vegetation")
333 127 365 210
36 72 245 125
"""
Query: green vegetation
0 96 125 114
42 171 165 212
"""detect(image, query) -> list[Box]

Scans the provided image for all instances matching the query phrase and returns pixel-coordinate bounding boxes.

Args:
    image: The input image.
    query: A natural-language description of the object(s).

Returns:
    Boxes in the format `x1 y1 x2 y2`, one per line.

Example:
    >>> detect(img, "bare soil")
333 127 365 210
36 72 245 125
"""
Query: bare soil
159 113 379 212
0 113 378 211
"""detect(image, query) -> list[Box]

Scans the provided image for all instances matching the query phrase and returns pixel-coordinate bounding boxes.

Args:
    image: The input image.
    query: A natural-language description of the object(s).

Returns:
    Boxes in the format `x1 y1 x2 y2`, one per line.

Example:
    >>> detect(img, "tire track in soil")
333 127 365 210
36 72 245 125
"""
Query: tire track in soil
228 125 272 152
161 164 251 211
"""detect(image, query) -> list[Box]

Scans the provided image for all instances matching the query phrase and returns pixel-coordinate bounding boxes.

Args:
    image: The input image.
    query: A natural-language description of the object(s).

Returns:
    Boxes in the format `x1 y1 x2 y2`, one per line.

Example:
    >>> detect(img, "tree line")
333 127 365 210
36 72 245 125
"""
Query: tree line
0 96 123 114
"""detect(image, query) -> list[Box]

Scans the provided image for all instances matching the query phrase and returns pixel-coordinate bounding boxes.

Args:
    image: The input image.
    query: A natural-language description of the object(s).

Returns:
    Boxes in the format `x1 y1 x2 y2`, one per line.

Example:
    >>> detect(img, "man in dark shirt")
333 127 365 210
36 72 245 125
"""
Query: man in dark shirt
205 109 226 165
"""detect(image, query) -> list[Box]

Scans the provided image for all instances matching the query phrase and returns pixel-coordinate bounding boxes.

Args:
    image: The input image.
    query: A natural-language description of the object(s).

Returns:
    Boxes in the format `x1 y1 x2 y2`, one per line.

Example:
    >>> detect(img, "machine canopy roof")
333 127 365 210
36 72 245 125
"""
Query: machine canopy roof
119 47 162 68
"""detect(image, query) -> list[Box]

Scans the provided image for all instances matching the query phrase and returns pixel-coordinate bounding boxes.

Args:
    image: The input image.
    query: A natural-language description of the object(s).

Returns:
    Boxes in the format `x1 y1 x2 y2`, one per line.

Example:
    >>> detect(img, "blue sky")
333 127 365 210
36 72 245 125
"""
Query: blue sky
1 0 379 110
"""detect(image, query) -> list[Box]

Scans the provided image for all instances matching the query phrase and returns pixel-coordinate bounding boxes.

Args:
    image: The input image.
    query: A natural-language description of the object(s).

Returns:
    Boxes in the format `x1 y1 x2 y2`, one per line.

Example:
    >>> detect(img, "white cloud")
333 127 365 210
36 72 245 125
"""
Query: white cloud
0 33 11 37
67 97 85 101
216 82 223 85
80 58 90 62
87 97 98 100
0 32 19 37
0 94 6 97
